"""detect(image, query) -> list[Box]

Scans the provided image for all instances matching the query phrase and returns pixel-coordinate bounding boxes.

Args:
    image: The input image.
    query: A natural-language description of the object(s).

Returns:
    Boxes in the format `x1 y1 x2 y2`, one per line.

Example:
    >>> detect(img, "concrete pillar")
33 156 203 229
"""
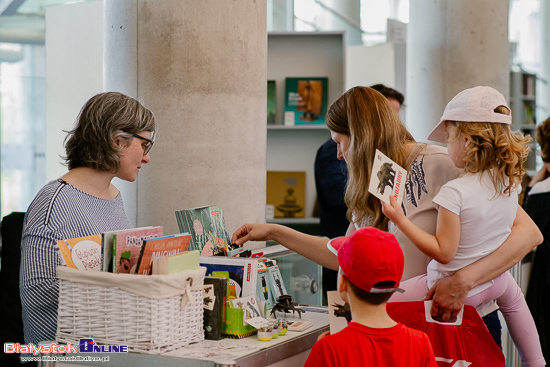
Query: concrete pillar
539 0 550 124
104 0 267 239
407 1 510 142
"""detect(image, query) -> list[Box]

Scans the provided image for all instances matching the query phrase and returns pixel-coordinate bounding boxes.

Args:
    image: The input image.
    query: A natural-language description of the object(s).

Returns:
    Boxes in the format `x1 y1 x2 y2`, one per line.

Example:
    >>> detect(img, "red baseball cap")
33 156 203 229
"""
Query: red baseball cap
328 227 404 293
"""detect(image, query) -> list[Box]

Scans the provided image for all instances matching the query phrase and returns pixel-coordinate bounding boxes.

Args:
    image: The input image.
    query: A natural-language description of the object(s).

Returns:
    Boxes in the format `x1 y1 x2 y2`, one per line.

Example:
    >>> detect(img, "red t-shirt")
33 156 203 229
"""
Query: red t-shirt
304 322 437 367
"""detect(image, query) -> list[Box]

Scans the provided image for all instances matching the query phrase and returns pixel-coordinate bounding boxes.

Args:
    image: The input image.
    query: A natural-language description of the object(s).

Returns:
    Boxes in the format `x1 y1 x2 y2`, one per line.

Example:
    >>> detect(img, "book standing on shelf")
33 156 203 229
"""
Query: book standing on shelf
112 226 164 274
267 80 277 125
284 77 328 126
266 171 306 218
56 234 102 271
135 233 192 275
175 205 231 256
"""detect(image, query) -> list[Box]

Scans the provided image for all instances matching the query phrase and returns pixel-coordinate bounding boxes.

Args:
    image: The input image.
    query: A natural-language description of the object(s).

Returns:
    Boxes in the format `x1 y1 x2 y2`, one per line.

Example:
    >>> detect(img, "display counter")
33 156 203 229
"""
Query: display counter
42 308 329 367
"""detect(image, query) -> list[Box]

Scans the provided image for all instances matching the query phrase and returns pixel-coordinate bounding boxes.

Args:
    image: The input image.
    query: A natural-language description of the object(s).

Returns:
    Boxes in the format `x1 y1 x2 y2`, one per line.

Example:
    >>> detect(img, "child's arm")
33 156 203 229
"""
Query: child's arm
382 196 460 264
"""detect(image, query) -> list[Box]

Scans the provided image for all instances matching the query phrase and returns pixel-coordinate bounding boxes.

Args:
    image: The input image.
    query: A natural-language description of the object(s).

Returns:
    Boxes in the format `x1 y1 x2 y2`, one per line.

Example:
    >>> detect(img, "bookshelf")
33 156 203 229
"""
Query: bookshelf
266 31 346 223
510 68 538 173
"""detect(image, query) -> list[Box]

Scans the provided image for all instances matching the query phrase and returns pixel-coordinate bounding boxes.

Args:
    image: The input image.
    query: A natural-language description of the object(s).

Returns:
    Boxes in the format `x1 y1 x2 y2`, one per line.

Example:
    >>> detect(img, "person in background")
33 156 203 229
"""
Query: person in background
524 116 550 363
232 86 541 333
383 86 544 366
314 84 404 304
304 227 437 367
19 92 156 358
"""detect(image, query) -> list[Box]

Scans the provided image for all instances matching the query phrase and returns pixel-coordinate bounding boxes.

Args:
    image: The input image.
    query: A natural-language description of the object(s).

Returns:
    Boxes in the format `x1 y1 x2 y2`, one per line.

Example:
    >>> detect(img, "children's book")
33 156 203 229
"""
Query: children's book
284 77 328 126
175 205 231 256
368 149 408 205
101 229 126 272
56 234 102 271
266 171 306 218
267 80 277 125
151 250 200 275
203 276 228 340
112 226 163 274
287 320 313 332
200 256 259 299
135 233 192 275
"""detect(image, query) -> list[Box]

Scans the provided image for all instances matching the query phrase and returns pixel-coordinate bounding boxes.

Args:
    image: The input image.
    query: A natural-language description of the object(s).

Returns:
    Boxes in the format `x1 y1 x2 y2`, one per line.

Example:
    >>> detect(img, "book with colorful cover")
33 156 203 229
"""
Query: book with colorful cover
112 226 164 274
203 276 228 340
266 171 306 218
200 256 259 299
175 205 231 256
56 234 102 271
284 77 328 126
135 233 192 275
368 149 407 206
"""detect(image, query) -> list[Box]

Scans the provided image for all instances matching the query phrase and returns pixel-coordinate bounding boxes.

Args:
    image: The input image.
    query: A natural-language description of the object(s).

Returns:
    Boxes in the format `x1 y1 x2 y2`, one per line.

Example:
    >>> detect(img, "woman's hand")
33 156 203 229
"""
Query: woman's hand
231 223 273 246
380 196 405 225
424 272 470 321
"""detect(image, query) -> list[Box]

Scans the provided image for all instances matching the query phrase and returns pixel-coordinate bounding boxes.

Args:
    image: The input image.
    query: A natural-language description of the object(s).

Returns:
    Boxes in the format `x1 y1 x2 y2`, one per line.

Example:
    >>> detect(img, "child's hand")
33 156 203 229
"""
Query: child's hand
381 196 405 224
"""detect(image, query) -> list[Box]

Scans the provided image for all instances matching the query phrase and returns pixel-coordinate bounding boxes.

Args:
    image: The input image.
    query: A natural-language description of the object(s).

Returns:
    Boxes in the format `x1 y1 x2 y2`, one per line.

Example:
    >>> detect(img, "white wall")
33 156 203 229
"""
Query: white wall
45 0 103 182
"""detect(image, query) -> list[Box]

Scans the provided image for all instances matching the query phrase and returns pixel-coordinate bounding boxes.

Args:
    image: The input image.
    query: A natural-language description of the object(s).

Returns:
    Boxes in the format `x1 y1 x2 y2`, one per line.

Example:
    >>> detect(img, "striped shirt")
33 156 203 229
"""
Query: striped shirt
20 179 132 348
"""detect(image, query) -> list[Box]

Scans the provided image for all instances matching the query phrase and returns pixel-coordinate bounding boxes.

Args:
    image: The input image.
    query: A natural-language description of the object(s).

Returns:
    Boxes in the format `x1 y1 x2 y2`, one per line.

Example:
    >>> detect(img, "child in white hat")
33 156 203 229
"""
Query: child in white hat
304 227 437 367
383 86 545 366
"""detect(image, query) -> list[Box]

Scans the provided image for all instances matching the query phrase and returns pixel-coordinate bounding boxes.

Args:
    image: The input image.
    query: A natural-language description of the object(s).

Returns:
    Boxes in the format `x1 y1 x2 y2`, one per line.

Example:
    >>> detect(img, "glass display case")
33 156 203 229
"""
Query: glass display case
259 243 323 307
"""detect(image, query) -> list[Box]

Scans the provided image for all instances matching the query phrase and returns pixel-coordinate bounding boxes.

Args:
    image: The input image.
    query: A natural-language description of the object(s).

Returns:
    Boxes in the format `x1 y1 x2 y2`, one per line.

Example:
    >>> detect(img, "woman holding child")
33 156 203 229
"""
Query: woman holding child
232 86 542 325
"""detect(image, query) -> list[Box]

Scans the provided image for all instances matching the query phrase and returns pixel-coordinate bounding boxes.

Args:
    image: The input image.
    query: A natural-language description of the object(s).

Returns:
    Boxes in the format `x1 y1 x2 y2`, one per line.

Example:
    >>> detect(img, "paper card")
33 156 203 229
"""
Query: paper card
368 149 407 205
203 284 216 311
327 291 350 335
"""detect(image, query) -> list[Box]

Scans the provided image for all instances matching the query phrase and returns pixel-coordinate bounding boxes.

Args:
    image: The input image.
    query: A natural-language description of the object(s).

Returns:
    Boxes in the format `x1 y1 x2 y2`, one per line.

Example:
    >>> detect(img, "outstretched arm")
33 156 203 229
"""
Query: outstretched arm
382 196 460 264
426 205 543 321
231 223 339 270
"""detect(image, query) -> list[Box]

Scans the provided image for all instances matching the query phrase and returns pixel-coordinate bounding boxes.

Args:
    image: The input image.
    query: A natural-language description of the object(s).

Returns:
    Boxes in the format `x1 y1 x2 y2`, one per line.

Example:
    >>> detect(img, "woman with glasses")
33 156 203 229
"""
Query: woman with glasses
19 92 155 354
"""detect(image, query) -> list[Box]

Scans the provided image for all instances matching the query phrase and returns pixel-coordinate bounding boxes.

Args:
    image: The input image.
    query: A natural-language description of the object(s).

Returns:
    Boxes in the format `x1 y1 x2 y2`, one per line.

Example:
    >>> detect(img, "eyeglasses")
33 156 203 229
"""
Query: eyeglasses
132 133 154 155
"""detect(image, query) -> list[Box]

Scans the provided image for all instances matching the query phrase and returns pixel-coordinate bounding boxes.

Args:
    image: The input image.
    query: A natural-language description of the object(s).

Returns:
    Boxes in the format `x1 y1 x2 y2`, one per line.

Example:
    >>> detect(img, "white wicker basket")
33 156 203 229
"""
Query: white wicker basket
56 266 206 354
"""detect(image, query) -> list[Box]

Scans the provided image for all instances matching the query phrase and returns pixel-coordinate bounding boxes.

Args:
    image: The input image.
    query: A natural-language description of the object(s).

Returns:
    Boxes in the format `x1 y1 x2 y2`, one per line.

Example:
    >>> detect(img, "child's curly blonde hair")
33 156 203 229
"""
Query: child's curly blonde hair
448 106 532 196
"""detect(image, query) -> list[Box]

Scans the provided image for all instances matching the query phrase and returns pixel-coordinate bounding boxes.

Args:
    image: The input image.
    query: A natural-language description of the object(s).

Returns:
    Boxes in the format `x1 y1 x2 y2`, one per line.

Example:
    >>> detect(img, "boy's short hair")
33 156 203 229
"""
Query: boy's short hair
329 227 404 294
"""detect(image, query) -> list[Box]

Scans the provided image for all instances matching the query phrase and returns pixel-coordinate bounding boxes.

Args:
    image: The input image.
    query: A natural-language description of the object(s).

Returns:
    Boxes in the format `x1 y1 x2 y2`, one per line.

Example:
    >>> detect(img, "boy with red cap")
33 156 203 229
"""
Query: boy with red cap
304 227 437 366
